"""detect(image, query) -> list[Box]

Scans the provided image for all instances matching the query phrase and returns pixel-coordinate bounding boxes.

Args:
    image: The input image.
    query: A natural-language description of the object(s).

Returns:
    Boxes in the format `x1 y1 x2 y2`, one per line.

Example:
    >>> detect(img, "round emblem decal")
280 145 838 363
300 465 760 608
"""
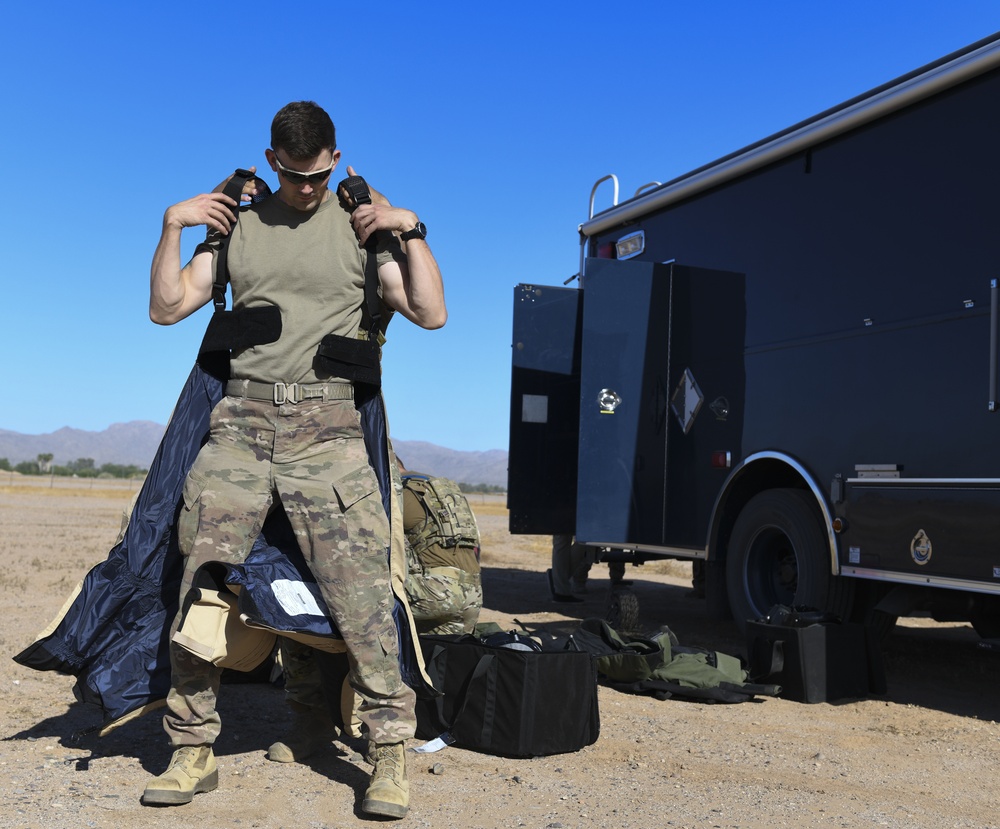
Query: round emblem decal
910 529 932 565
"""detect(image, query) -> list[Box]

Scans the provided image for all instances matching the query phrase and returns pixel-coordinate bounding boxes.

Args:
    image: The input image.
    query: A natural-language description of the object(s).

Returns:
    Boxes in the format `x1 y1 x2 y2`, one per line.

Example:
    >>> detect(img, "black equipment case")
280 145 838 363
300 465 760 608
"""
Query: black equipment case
746 614 886 703
415 633 600 758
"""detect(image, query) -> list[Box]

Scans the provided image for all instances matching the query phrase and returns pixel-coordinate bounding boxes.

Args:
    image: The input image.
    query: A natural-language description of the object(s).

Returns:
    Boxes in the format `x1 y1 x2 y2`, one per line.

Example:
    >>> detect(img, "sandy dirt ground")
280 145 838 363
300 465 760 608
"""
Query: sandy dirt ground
3 476 1000 829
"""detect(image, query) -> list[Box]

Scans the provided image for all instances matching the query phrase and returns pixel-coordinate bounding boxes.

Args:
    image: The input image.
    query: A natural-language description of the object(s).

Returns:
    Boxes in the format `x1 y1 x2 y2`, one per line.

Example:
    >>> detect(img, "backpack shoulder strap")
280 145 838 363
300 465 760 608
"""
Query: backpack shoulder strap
197 170 279 366
401 473 438 531
212 169 271 312
336 174 383 341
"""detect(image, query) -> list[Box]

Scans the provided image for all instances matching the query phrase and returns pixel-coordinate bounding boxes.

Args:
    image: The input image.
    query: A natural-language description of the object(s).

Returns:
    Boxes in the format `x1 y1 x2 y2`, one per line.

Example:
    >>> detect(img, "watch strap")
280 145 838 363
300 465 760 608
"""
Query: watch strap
400 221 426 241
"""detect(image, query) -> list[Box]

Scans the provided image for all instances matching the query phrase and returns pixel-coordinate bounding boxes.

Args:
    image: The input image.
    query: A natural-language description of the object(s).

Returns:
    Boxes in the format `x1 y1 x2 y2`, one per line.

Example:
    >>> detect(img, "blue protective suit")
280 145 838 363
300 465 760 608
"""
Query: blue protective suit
13 359 427 731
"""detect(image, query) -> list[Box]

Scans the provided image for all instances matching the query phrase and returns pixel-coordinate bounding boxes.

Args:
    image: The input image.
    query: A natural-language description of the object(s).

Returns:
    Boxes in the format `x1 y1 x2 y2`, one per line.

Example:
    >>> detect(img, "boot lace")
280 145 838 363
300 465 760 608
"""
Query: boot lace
371 744 403 781
171 746 205 771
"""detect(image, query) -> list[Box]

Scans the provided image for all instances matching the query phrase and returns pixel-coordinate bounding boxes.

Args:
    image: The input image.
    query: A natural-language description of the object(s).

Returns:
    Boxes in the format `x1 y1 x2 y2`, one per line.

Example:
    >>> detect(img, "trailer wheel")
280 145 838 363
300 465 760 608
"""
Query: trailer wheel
726 488 852 633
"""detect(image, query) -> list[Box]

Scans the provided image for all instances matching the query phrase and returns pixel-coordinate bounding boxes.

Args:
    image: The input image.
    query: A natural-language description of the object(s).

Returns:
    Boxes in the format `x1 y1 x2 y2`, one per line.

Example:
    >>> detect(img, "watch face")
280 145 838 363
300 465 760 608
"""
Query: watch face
403 222 427 240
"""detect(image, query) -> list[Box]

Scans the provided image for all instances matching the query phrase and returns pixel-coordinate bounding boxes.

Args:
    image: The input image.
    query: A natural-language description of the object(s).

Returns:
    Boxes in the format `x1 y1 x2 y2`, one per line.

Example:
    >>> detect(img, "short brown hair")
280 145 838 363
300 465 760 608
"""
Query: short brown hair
271 101 336 160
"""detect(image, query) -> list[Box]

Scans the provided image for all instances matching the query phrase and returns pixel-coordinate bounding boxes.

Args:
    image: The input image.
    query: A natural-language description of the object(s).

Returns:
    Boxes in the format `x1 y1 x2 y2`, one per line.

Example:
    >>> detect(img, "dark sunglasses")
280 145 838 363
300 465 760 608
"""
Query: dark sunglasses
272 155 335 185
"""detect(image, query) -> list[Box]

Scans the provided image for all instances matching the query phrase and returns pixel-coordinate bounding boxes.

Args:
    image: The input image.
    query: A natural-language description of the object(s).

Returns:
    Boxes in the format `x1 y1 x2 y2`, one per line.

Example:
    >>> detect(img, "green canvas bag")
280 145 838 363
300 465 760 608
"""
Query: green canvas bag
572 618 780 703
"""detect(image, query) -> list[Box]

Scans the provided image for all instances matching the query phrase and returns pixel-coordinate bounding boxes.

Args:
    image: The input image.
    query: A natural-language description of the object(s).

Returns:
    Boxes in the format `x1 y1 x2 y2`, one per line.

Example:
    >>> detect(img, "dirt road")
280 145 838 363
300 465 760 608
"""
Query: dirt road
3 480 1000 828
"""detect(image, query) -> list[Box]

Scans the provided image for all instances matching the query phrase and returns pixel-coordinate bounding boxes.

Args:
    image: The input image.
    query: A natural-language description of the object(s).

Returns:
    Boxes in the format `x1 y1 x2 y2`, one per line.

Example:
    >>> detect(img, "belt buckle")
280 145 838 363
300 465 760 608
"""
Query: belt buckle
273 382 300 404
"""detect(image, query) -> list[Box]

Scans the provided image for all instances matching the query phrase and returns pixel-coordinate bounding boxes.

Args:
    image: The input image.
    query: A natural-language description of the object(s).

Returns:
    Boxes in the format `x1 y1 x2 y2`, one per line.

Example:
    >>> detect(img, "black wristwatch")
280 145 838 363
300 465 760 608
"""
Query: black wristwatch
400 221 427 241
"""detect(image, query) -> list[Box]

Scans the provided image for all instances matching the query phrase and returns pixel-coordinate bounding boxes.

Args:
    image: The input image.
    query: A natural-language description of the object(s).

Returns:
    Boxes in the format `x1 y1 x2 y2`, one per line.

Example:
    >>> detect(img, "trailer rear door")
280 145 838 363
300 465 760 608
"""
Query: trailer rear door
576 258 746 550
508 283 583 534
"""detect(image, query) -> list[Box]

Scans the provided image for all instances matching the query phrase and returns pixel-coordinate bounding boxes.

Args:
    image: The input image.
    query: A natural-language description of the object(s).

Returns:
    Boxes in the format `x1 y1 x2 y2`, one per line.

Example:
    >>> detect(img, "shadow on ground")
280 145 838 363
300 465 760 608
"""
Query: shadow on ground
3 680 367 780
480 563 1000 723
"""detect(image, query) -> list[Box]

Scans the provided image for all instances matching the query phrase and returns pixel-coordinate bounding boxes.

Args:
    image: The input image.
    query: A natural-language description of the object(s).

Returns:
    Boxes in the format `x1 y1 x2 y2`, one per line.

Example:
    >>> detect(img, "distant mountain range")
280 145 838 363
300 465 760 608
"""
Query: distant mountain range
390 441 508 489
0 422 165 469
0 424 509 488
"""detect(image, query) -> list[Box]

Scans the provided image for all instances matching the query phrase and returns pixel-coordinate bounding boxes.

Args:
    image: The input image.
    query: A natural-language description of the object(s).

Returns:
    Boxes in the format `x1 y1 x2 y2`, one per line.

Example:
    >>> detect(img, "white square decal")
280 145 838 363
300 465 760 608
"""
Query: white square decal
522 394 548 424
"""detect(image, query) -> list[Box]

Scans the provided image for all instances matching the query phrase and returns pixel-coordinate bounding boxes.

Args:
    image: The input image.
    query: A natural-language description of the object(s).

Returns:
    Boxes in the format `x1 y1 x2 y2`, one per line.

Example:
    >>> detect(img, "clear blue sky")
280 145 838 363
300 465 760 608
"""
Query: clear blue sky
2 2 996 451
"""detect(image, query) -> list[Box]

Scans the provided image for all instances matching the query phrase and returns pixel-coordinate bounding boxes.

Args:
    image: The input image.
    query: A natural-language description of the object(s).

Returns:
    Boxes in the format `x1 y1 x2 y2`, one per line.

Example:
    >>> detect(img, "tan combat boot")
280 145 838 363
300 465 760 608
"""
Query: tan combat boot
142 745 218 806
267 705 338 763
361 742 409 819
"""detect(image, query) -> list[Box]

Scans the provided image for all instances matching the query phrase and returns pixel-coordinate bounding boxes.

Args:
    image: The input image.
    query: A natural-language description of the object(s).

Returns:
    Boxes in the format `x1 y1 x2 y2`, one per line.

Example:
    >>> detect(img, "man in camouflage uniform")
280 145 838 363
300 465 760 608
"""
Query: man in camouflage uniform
144 101 445 819
268 455 481 761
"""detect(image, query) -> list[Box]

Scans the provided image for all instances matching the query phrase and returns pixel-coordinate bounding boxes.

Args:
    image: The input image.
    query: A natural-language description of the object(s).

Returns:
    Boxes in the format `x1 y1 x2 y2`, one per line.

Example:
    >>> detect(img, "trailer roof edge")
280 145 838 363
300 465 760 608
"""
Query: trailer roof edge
581 31 1000 238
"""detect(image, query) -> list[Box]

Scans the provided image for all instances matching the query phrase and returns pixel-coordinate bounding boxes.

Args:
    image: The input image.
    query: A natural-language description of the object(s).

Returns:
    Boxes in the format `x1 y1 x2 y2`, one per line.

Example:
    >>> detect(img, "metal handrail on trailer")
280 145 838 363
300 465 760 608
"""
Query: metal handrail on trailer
580 32 1000 241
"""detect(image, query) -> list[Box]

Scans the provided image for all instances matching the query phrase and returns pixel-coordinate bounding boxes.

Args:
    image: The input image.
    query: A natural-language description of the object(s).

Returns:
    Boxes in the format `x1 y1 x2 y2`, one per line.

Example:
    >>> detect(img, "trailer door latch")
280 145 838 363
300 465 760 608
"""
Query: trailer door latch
598 388 622 414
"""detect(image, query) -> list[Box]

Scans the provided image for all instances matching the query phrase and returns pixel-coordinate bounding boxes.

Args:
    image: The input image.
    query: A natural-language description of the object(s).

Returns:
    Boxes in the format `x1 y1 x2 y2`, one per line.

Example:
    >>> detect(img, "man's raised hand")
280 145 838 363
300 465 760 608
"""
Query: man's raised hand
213 165 260 203
163 192 239 235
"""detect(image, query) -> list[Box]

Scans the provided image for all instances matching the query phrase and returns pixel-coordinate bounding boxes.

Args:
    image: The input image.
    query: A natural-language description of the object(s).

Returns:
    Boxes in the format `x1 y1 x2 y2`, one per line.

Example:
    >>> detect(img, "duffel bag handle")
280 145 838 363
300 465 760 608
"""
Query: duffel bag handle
427 646 498 746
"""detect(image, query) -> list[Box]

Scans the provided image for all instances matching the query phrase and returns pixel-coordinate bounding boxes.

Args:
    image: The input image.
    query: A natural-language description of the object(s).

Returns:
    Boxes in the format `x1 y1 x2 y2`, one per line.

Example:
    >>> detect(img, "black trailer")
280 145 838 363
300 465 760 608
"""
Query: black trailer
509 32 1000 635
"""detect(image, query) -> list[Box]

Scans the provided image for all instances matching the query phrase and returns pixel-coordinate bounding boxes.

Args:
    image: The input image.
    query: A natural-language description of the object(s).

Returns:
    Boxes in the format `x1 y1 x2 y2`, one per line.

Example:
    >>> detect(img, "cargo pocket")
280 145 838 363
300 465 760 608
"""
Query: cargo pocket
177 469 209 557
354 626 403 697
330 465 390 560
331 465 380 513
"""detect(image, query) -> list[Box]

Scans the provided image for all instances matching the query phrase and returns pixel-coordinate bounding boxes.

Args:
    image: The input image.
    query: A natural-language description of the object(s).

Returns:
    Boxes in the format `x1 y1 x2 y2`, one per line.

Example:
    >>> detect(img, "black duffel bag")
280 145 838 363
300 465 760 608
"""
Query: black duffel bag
415 632 600 758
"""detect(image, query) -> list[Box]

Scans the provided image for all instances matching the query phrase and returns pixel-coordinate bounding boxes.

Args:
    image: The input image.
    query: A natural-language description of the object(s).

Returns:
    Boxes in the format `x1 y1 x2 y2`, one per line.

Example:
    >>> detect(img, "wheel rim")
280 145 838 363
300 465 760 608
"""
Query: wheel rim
741 525 799 616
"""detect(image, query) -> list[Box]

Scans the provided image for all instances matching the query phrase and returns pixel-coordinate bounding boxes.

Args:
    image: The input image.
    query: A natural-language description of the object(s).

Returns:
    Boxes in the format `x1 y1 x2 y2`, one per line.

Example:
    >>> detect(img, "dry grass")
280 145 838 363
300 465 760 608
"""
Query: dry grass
464 494 508 516
0 481 139 501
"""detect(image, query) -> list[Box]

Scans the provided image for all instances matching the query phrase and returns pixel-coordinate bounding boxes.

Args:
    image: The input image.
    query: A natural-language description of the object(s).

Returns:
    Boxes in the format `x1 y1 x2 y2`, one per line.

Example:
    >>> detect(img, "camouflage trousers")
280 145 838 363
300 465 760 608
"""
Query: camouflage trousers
278 639 361 735
280 639 330 710
405 562 483 636
166 394 415 748
551 533 596 595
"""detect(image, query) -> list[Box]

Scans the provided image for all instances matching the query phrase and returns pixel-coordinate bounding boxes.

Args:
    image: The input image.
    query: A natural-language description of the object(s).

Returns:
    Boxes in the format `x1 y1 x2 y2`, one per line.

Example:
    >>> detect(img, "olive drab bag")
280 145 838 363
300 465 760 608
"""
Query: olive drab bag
570 618 781 703
402 474 480 558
